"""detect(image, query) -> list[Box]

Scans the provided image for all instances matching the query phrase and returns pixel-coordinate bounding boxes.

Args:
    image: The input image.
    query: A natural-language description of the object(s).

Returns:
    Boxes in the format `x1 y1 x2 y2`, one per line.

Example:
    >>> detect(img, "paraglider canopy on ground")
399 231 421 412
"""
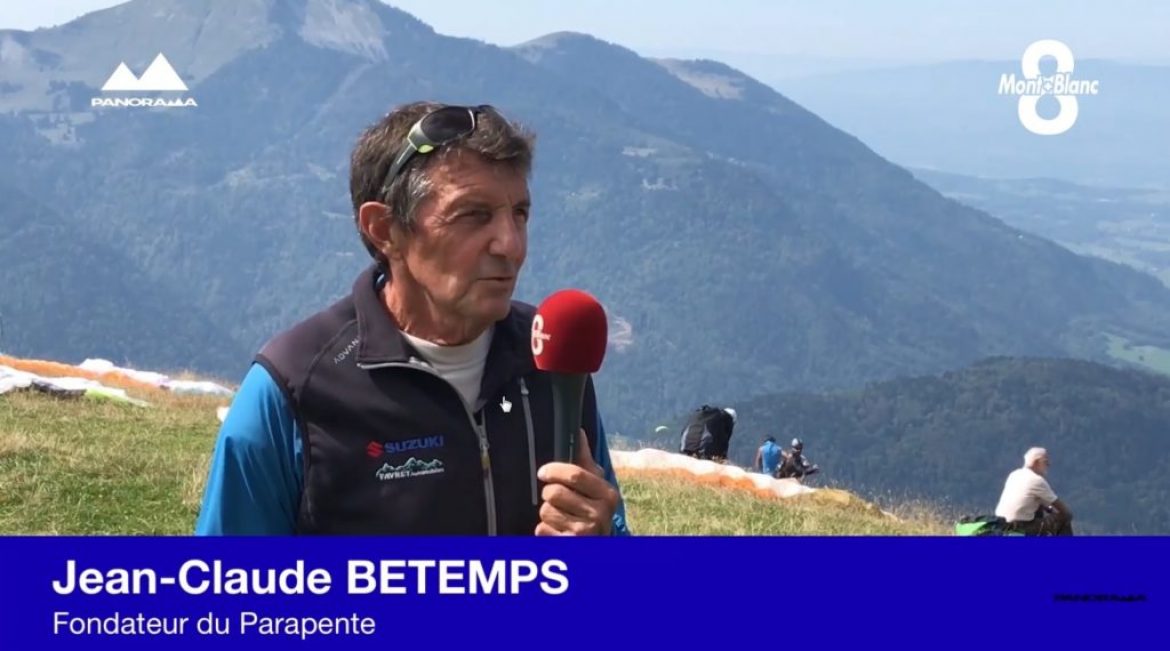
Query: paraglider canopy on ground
1 363 150 407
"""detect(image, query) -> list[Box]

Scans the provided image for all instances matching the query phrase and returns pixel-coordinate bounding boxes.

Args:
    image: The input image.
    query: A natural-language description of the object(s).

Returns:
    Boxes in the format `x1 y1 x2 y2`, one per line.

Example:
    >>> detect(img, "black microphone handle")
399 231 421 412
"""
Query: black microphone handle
549 372 588 463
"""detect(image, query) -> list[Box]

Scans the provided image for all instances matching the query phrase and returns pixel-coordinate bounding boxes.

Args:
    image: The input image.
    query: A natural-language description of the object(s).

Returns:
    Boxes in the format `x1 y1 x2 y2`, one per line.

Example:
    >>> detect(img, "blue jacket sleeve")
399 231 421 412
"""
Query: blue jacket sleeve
194 363 303 535
594 411 632 536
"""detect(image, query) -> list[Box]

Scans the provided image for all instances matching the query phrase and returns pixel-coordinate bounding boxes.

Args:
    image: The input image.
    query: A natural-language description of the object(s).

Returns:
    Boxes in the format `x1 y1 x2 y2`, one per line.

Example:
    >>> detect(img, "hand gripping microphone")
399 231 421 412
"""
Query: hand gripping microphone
531 289 608 463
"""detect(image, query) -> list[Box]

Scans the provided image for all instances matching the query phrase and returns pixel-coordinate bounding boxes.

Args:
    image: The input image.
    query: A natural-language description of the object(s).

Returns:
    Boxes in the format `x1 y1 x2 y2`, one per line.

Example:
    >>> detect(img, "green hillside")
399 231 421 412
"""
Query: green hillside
647 357 1170 534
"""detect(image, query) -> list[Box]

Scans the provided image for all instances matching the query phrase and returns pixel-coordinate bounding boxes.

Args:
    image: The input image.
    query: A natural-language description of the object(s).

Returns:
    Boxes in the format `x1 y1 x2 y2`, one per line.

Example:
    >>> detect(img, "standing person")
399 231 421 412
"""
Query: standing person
754 436 782 476
679 404 730 459
995 447 1073 536
703 407 737 462
195 101 629 536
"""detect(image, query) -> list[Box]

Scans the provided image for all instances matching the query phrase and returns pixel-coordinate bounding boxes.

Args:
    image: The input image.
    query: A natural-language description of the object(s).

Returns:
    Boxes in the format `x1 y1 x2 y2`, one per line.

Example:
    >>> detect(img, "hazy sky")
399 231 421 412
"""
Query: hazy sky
1 0 1166 65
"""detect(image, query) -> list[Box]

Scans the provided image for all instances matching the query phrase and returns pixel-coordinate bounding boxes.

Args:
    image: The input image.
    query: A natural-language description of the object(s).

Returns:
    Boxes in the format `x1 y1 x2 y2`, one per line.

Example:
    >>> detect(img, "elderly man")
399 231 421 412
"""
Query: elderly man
195 102 629 536
994 447 1073 536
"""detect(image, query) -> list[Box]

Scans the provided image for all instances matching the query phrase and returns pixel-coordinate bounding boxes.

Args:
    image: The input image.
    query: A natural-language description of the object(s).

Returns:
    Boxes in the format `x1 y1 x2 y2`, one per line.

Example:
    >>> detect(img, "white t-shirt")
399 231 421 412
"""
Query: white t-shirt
400 326 494 409
995 467 1058 523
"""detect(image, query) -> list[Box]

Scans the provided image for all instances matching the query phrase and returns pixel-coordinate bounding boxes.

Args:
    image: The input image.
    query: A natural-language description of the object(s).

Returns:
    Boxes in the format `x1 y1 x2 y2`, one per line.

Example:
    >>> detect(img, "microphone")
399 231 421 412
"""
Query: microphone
531 289 608 463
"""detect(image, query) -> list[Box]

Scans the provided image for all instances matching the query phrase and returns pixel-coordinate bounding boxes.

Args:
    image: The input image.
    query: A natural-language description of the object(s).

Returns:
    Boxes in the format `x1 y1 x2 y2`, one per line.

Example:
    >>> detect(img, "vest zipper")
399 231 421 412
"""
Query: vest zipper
356 360 498 535
474 414 499 534
519 377 537 506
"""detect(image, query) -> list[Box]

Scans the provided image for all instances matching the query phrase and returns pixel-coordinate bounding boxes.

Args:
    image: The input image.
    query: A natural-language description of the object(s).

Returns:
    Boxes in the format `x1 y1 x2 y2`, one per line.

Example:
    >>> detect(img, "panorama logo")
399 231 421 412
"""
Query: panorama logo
997 39 1099 135
92 53 197 109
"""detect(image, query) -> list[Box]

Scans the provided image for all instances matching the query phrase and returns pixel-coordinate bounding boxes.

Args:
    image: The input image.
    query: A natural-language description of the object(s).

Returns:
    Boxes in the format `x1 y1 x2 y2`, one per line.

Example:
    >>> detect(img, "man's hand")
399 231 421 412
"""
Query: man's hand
535 429 619 536
1051 499 1074 520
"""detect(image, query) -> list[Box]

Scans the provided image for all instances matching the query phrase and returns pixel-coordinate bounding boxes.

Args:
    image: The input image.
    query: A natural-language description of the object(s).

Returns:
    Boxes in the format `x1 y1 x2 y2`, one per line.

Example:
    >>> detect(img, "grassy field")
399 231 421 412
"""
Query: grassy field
0 390 217 534
619 473 947 535
1106 333 1170 377
0 390 947 535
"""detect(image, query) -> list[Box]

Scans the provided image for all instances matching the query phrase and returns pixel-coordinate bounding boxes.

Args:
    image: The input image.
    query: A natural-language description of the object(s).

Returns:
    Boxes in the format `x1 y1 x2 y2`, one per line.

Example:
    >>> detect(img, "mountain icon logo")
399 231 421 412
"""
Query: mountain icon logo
375 457 446 481
101 53 188 92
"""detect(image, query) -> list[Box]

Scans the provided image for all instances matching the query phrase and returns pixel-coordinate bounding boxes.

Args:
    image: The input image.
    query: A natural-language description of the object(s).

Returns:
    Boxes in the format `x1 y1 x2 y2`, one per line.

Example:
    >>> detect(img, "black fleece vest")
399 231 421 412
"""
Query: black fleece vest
255 265 601 535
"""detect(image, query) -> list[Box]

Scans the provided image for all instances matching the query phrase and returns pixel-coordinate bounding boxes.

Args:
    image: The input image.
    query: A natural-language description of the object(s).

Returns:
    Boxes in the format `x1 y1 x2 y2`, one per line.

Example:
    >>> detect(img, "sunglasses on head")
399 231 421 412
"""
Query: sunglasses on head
380 104 496 194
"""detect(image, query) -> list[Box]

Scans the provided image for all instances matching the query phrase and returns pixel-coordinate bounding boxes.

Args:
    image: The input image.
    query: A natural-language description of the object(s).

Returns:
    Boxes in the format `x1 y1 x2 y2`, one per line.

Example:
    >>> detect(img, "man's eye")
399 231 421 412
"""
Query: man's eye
460 209 491 222
515 208 530 222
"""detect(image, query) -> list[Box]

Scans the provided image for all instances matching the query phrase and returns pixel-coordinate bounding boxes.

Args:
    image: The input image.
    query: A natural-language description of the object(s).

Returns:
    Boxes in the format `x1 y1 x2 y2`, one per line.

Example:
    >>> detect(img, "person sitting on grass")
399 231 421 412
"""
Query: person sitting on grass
994 447 1074 536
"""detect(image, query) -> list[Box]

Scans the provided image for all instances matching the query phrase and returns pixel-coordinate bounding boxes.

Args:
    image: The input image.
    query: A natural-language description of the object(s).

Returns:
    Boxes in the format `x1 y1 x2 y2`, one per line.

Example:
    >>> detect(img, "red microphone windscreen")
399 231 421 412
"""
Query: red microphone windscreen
532 289 608 374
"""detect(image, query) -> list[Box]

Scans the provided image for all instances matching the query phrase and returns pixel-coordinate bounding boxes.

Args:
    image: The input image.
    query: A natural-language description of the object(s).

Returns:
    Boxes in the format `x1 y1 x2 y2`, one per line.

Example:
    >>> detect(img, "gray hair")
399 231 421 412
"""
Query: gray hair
1024 447 1048 468
348 101 536 266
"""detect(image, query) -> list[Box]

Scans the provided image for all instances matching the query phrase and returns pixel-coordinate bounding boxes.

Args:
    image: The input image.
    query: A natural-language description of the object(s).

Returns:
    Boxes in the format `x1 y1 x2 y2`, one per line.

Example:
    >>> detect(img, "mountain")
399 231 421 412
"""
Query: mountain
635 48 928 82
773 60 1170 190
647 357 1170 534
910 168 1170 288
4 0 1170 437
0 176 244 375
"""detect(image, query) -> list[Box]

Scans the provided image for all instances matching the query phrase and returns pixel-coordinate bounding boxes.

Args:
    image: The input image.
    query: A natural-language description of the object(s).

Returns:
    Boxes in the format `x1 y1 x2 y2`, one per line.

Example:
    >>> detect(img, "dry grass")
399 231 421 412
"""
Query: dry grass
617 472 948 536
0 390 224 534
1 391 948 536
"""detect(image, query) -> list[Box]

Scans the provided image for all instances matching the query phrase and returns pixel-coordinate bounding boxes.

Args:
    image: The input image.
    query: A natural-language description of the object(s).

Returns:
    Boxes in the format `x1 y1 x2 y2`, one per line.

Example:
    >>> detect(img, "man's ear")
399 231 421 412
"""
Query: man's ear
358 202 403 261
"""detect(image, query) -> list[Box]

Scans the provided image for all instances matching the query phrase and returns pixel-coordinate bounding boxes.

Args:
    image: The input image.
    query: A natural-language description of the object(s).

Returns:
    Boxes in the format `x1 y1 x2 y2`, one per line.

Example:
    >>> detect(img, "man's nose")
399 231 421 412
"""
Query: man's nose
488 210 525 259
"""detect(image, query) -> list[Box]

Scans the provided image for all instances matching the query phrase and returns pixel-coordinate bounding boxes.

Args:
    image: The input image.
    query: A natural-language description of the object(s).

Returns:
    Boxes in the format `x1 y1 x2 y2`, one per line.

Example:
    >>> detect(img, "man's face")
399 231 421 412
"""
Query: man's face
1035 456 1050 476
395 152 530 330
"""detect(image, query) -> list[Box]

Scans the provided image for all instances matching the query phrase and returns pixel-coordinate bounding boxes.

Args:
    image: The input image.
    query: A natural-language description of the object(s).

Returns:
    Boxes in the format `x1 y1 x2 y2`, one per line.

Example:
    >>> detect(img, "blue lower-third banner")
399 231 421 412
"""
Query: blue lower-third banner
0 536 1163 648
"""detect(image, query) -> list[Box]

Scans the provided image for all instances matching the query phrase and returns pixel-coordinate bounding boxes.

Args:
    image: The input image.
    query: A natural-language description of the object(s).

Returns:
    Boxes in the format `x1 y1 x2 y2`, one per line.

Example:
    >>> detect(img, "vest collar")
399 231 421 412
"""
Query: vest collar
351 263 536 411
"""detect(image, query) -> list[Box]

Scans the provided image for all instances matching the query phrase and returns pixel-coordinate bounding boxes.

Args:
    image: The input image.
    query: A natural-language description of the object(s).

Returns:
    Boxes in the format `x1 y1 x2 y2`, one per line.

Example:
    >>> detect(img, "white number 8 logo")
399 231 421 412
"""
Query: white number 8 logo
1018 39 1078 136
531 314 551 356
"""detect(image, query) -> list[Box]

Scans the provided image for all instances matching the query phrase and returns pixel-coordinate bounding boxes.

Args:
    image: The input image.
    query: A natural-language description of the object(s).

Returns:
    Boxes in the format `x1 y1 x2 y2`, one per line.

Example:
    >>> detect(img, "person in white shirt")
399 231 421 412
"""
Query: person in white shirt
994 447 1074 535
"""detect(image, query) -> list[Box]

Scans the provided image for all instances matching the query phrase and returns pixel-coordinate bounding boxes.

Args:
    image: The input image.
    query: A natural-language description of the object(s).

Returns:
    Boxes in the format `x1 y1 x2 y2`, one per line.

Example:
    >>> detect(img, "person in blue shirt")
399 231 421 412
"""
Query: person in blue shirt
754 436 783 476
196 362 631 535
194 101 630 536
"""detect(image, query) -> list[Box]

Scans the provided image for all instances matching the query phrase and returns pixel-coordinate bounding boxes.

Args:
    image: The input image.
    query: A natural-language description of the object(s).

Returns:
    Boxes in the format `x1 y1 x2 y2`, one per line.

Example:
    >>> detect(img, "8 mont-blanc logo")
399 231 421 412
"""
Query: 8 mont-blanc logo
531 314 551 356
92 53 197 109
997 39 1099 135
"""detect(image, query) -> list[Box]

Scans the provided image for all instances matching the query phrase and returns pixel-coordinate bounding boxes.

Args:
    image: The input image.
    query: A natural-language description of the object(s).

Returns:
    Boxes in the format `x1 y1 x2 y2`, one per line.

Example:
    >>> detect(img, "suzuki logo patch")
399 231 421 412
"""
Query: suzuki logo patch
366 435 445 458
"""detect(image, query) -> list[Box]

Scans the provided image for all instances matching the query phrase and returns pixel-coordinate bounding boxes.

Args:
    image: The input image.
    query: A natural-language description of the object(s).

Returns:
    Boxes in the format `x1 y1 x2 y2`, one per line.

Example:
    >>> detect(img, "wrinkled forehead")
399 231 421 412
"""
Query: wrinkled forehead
429 153 530 199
